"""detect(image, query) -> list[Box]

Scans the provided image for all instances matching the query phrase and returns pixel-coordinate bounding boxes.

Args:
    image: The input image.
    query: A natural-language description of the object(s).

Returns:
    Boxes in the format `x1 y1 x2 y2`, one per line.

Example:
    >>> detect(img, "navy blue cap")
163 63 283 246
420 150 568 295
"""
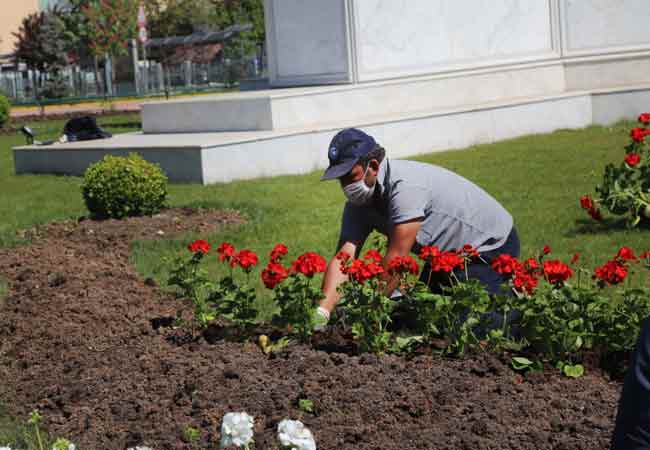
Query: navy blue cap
321 128 377 181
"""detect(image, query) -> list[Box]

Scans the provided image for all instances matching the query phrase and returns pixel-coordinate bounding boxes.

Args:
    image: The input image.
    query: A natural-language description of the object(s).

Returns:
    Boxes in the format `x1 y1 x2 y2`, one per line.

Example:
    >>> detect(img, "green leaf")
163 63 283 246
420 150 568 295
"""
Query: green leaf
511 356 534 371
563 364 585 378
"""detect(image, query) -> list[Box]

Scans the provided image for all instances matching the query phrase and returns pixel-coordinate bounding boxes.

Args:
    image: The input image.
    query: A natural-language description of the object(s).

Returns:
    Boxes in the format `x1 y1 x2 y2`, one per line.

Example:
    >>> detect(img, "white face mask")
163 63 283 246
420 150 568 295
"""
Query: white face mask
342 166 375 206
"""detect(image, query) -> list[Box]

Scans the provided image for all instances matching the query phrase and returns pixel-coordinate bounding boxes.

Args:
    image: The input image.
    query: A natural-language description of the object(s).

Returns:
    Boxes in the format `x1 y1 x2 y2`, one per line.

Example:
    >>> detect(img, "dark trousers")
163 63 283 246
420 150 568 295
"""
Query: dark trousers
611 319 650 450
419 226 521 295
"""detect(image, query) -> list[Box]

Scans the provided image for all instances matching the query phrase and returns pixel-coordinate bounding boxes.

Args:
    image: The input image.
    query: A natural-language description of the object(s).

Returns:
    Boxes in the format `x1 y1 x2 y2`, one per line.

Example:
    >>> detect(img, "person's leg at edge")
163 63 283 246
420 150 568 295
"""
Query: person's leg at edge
611 318 650 450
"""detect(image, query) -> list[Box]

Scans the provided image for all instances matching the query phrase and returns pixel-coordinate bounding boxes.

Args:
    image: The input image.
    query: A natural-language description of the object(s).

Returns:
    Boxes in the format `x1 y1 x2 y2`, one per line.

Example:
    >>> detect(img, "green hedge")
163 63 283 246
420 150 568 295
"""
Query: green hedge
0 95 10 128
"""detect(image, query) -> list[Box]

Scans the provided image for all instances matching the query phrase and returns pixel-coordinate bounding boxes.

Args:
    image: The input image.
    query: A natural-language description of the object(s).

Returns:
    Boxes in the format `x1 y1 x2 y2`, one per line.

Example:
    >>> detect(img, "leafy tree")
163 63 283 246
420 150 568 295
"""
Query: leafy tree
12 8 69 101
80 0 138 95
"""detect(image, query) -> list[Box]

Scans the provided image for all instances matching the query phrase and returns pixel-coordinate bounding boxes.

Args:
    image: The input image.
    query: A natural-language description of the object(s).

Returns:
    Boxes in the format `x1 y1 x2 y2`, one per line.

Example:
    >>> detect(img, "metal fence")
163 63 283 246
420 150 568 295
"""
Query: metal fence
0 55 265 106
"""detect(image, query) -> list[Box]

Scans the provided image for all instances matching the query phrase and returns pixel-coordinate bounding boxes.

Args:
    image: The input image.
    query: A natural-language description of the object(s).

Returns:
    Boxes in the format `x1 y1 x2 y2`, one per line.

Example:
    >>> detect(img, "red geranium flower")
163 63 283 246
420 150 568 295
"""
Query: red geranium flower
217 242 235 262
542 245 551 255
232 249 259 270
631 127 647 143
418 245 441 262
542 260 574 285
270 244 288 263
580 195 594 211
433 252 465 273
336 251 351 262
625 153 641 167
641 251 650 259
261 262 289 289
342 259 384 284
594 259 628 286
363 249 383 263
291 252 327 278
387 255 419 276
523 258 540 272
491 254 522 278
461 244 480 258
639 113 650 124
188 239 210 255
570 253 581 265
616 246 637 262
512 270 539 295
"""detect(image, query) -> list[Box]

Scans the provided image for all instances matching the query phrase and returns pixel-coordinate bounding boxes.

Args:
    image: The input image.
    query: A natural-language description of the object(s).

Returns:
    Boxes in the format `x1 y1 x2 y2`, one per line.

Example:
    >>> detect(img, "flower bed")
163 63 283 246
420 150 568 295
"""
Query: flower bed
0 211 637 450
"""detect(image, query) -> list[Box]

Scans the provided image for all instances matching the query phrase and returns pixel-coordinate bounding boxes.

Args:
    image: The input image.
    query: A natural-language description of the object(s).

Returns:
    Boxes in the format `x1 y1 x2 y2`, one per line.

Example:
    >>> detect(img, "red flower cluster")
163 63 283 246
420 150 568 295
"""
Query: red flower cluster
217 242 236 263
418 245 464 273
491 254 522 277
542 245 551 255
639 113 650 124
461 244 480 259
232 249 259 271
261 262 289 289
341 258 384 284
491 254 545 295
512 269 539 295
291 252 327 278
625 153 642 167
630 127 650 143
387 256 419 276
188 239 210 254
617 246 637 261
542 260 574 285
580 195 603 221
593 246 640 286
594 260 628 286
270 243 288 263
363 249 383 263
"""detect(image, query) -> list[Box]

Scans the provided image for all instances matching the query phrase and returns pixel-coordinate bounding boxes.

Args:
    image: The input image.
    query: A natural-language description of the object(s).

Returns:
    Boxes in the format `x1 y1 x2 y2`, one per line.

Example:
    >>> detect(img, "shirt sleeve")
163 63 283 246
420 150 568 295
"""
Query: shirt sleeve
388 184 428 224
338 202 373 248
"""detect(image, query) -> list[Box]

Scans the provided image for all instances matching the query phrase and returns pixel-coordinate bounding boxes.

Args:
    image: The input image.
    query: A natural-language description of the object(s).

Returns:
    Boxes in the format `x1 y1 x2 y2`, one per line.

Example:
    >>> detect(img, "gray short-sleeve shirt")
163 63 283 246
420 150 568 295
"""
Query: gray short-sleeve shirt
339 159 513 253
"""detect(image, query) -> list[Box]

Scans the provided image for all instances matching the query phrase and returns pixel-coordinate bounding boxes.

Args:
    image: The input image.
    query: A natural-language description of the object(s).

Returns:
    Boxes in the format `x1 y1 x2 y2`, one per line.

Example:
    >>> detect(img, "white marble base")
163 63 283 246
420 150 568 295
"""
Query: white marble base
17 87 641 184
142 62 566 133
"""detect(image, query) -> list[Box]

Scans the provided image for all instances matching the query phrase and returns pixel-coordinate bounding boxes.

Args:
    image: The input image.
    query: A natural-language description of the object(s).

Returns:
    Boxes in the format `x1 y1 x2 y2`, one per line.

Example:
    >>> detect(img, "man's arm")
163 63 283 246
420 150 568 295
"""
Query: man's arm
319 240 359 313
382 219 422 295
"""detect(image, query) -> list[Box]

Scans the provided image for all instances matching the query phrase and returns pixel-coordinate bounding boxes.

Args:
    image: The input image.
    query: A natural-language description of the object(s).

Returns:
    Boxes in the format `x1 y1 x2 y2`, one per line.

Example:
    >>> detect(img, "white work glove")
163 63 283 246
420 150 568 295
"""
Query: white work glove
313 306 330 331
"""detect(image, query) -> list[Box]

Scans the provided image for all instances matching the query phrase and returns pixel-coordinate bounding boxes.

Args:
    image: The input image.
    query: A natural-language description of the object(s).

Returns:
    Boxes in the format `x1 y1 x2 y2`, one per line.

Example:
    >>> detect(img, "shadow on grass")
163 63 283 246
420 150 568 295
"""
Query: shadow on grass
566 218 650 237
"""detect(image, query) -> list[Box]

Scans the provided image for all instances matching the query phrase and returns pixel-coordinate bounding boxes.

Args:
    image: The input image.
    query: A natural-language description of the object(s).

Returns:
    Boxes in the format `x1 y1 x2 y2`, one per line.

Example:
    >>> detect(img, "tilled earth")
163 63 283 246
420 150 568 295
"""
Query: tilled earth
0 209 622 450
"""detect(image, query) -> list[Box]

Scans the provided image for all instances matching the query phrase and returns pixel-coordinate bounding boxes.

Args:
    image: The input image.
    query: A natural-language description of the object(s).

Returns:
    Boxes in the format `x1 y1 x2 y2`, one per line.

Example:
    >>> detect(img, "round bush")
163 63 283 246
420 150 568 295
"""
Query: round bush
82 153 168 219
0 94 10 129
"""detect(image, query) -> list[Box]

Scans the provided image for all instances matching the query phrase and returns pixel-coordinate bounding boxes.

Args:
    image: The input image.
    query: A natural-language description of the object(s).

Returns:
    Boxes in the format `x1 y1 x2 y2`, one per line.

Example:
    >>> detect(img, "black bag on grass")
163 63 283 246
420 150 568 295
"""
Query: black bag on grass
63 116 112 142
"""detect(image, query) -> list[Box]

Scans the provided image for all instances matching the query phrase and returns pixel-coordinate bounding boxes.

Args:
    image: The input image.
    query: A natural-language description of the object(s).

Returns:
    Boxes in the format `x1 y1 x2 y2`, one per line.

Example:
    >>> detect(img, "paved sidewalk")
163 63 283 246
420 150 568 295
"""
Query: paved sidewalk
10 100 142 118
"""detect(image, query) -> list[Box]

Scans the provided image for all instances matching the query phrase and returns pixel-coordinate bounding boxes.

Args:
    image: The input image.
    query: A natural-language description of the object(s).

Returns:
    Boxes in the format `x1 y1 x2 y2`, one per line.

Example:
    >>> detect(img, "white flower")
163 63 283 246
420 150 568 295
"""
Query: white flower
0 446 12 450
220 412 254 448
277 420 316 450
127 447 154 450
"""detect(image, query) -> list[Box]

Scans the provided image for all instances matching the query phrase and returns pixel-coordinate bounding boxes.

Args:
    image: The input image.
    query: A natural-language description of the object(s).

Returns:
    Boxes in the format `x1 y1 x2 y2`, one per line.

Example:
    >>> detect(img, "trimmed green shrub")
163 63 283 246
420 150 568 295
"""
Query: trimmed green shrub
82 153 168 219
0 94 10 128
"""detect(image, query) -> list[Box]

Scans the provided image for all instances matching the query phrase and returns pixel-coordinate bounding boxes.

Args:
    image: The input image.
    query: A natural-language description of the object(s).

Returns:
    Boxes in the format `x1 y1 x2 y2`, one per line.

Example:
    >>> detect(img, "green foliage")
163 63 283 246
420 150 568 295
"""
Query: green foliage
80 0 138 59
81 153 168 219
183 426 201 450
404 279 494 355
337 278 396 354
298 399 314 414
167 251 215 330
0 95 10 129
272 274 321 343
592 121 650 226
208 272 258 331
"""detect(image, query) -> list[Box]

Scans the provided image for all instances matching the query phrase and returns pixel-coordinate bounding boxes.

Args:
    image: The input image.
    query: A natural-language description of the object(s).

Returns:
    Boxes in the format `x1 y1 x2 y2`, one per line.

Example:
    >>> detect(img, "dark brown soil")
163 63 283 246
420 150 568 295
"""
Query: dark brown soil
0 209 622 450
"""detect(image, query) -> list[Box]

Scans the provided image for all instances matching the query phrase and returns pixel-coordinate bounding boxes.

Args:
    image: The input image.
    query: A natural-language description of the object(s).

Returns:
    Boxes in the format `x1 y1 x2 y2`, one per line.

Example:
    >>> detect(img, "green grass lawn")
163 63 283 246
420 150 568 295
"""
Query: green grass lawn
1 114 649 445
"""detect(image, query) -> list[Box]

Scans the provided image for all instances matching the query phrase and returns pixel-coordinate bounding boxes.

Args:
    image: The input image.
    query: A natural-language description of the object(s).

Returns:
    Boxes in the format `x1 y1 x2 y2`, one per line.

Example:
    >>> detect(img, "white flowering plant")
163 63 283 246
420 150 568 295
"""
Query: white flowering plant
277 420 316 450
220 412 255 449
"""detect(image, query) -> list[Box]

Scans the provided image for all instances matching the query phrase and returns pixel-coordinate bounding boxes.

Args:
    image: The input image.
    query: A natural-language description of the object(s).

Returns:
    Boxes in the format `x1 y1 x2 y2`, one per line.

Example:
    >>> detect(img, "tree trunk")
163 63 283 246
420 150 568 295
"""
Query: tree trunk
93 55 104 96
